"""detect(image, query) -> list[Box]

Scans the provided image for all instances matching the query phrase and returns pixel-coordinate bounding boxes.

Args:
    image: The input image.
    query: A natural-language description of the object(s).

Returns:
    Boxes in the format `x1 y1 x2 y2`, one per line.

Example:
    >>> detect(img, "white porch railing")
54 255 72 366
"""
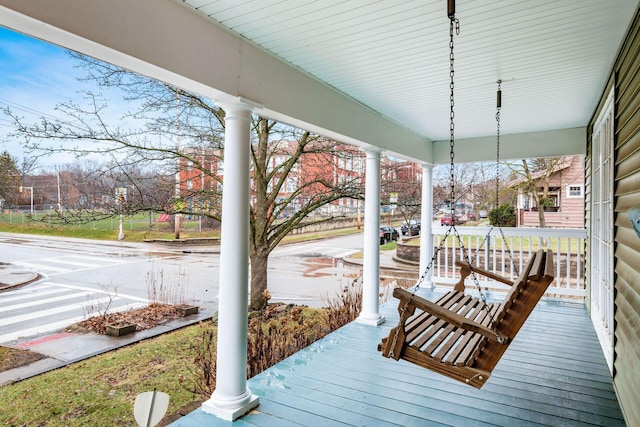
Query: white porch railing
429 226 587 298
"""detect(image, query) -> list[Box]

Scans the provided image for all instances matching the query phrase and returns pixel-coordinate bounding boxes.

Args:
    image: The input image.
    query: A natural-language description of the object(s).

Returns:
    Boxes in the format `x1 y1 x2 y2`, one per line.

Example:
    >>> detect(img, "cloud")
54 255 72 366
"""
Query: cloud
0 26 144 167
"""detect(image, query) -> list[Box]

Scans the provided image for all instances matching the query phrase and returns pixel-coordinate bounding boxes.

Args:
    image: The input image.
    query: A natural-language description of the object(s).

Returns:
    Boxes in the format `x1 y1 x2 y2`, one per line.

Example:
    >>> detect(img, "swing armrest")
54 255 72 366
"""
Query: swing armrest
454 261 514 286
393 288 504 342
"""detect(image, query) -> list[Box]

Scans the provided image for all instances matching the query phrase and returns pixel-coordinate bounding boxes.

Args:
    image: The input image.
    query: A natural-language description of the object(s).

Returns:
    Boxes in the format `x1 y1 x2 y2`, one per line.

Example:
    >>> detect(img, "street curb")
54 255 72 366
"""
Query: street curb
0 309 215 386
342 254 417 272
0 272 41 291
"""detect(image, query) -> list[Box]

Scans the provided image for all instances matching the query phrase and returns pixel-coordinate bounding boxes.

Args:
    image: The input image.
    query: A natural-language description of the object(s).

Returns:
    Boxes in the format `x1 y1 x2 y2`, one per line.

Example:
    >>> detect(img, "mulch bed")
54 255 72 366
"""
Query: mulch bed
0 346 46 372
67 303 188 335
1 303 191 373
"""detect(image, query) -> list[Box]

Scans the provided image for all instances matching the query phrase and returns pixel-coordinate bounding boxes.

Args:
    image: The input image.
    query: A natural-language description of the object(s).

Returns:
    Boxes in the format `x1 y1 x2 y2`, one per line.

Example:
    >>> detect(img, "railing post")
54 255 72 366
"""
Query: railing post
427 225 586 297
419 163 434 288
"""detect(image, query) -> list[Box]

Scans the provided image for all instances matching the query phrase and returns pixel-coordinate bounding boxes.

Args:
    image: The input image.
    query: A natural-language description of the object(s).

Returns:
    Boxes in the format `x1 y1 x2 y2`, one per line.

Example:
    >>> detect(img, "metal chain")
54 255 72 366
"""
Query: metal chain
448 17 459 220
412 12 459 298
390 5 503 355
494 80 519 277
495 80 501 209
390 10 460 356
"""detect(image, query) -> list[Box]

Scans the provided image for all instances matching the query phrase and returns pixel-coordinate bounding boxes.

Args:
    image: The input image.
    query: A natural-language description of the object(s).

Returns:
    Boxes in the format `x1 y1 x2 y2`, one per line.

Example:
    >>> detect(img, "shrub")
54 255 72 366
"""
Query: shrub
184 280 365 397
489 203 516 227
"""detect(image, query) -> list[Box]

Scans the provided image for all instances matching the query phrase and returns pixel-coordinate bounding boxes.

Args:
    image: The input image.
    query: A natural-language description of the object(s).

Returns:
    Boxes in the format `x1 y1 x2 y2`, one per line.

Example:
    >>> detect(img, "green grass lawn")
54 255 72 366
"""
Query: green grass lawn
0 304 343 426
0 323 209 426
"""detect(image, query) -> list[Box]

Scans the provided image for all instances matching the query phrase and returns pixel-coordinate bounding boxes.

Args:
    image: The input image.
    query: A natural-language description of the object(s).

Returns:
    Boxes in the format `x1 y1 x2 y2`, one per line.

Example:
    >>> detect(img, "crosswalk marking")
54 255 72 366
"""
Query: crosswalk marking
11 253 142 276
0 291 92 314
37 257 101 268
70 254 129 263
45 282 150 303
0 286 66 304
0 295 118 327
13 261 70 273
0 281 153 344
273 244 360 259
0 301 147 344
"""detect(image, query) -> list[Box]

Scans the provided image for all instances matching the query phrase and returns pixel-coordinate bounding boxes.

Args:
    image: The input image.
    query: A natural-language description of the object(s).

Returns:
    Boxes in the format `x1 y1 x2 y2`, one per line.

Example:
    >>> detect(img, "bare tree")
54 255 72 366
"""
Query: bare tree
507 157 566 228
381 158 421 236
3 53 363 310
433 161 512 216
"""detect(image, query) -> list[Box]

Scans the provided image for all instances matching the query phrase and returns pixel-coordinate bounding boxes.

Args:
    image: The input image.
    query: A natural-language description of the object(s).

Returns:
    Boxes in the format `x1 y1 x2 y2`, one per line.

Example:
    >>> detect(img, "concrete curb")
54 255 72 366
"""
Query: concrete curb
0 308 215 386
342 251 418 272
0 270 41 291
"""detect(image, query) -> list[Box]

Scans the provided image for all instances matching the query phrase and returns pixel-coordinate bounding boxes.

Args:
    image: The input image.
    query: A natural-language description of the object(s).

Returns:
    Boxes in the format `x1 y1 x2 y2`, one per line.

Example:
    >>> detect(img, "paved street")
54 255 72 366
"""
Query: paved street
0 280 148 344
0 232 376 346
0 231 419 348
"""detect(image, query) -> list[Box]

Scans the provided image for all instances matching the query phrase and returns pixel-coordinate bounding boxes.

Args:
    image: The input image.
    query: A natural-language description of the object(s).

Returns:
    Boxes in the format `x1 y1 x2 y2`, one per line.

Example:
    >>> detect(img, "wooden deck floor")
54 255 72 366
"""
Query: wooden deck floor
171 288 626 426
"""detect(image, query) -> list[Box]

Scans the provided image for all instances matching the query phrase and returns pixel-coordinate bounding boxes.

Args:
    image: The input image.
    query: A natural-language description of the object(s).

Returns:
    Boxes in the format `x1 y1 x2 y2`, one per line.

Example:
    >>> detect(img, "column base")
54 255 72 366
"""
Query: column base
414 280 435 292
201 388 259 421
356 312 385 326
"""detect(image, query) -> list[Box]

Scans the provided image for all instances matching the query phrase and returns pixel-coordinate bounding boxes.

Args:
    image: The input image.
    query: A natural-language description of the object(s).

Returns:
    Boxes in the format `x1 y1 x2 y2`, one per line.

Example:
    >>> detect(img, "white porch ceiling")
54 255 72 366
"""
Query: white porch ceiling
0 0 637 163
181 0 638 141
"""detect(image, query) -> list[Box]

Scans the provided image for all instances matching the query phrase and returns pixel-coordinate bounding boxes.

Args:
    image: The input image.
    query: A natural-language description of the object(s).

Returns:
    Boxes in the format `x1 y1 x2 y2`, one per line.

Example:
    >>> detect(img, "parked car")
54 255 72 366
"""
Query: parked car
478 210 488 219
401 219 421 236
440 215 457 226
379 226 399 244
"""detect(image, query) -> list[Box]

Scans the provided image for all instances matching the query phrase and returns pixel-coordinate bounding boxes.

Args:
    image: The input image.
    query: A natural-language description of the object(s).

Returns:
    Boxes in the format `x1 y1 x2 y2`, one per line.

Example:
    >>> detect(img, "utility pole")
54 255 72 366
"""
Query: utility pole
116 187 126 240
57 172 61 213
19 185 34 215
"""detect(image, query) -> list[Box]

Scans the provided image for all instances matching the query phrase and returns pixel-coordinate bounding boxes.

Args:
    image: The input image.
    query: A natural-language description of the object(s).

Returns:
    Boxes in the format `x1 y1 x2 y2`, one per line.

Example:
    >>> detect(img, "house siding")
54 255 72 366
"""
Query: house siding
590 6 640 426
520 156 585 228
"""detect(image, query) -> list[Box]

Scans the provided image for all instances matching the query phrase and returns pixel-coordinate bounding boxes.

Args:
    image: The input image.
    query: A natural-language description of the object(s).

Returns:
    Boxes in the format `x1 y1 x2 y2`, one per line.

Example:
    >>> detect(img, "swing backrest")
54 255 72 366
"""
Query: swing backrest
472 249 554 372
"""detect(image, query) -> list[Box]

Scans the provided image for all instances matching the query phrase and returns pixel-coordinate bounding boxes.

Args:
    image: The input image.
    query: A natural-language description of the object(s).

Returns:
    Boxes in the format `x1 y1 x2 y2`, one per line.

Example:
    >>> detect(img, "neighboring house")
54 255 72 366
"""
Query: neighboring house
510 156 585 228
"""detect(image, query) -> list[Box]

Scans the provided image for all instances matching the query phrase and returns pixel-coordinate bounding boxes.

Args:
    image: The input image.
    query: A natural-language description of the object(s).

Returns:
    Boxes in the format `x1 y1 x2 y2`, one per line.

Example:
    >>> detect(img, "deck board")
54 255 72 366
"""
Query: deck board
171 288 626 426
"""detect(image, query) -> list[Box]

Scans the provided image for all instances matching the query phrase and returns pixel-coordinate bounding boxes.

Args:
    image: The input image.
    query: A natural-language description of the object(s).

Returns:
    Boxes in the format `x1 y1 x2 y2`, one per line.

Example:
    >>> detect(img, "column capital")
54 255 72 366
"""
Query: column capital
361 146 383 155
216 96 263 114
420 162 435 171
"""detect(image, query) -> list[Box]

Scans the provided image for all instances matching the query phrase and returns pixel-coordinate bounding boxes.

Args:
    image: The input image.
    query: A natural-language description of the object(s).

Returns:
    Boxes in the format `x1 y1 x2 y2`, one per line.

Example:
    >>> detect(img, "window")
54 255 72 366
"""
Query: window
186 180 193 190
567 185 583 198
187 161 193 171
590 85 615 372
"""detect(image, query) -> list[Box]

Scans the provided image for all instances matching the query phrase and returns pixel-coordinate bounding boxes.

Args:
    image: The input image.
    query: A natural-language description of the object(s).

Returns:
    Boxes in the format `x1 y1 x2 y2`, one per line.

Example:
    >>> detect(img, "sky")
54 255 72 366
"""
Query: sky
0 27 79 148
0 25 130 169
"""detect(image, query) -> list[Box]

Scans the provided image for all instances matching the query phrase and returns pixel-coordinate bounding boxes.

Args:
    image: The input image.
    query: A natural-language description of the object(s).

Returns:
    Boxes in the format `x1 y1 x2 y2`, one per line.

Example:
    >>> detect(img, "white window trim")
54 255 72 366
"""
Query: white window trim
590 85 615 373
566 184 584 198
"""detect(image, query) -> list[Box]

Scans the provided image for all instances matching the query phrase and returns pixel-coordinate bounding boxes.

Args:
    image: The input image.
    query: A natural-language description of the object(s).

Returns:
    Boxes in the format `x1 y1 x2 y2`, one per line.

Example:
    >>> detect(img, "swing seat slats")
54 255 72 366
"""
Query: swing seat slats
379 249 554 388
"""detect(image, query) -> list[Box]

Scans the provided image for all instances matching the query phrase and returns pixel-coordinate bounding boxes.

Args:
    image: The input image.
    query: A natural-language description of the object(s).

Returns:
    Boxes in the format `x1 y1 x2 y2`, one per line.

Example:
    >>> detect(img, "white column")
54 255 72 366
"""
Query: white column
357 149 384 326
201 103 259 421
419 164 434 289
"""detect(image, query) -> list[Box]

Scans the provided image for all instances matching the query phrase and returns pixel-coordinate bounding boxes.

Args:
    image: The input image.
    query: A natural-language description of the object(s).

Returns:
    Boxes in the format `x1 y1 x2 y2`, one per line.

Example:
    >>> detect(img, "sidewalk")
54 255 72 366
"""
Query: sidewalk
0 262 215 387
0 305 214 386
0 245 414 387
0 265 39 291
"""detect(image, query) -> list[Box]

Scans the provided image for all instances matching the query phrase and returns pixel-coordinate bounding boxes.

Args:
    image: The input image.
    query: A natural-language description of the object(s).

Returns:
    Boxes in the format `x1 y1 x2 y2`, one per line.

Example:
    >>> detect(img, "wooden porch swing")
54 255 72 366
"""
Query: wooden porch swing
378 1 555 389
379 249 554 388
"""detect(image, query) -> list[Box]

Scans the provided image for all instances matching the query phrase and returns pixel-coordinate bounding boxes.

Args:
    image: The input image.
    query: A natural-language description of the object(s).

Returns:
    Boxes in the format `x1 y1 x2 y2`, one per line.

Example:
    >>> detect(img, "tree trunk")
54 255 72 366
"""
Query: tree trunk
536 205 547 228
249 248 269 311
174 214 181 239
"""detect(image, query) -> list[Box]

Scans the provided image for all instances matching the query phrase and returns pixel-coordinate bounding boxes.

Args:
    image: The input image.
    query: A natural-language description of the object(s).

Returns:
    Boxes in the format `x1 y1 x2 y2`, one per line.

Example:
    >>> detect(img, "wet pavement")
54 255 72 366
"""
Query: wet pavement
0 264 39 291
0 262 214 386
0 297 214 386
0 246 415 387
